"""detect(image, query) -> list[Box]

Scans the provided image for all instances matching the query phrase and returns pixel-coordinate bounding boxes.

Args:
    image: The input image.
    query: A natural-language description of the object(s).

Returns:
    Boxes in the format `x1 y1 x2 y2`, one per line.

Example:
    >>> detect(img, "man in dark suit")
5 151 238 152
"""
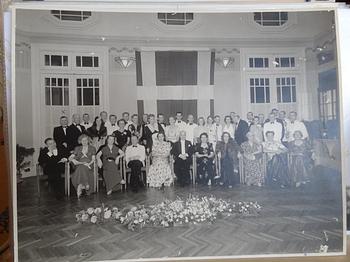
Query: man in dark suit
38 138 67 199
171 130 193 187
53 116 70 157
67 114 85 152
233 115 249 145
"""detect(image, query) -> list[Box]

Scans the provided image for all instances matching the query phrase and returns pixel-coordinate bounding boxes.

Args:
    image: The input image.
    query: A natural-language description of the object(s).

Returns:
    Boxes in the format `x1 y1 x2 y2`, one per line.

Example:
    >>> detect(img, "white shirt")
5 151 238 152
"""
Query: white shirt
105 121 119 136
62 126 67 135
286 120 309 142
222 124 235 139
125 144 146 166
47 149 58 157
214 123 223 141
73 123 82 132
263 121 283 142
180 140 186 155
184 123 197 143
82 122 92 130
175 120 187 132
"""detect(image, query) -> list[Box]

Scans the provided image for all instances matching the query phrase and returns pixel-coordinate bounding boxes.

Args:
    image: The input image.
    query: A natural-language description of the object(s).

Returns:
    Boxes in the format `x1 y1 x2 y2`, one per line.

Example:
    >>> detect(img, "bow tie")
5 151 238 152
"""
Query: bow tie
84 122 88 125
133 145 137 148
177 121 181 123
112 124 115 126
270 122 275 124
189 123 193 125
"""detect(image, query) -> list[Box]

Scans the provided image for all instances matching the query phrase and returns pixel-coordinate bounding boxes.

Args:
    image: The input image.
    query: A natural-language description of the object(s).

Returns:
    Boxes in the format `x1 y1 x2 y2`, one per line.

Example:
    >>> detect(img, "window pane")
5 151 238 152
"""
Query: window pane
158 13 165 19
76 56 81 67
51 55 62 66
45 55 50 66
64 88 69 105
170 13 185 20
45 87 50 105
83 88 93 105
281 12 288 21
280 57 290 67
264 58 269 67
61 15 82 21
82 56 93 67
58 78 62 86
51 78 56 86
263 12 280 21
64 78 69 87
95 88 100 105
250 78 254 85
250 86 255 103
77 78 81 87
292 86 296 102
291 57 295 67
266 87 270 103
255 58 263 68
83 78 87 87
63 56 68 66
77 88 82 106
45 77 50 86
249 58 254 68
94 78 99 87
89 78 93 87
291 77 296 85
282 86 291 102
94 56 99 67
277 86 281 103
255 87 265 103
276 78 280 85
51 88 63 105
265 78 269 85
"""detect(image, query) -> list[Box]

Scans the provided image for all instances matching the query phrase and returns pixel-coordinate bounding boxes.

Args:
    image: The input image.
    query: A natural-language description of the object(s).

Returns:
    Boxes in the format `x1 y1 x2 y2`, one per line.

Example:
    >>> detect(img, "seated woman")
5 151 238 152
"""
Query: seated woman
288 130 313 187
38 138 67 199
215 132 242 188
193 117 209 144
86 116 107 151
241 132 263 186
113 119 131 151
195 132 215 186
96 135 124 196
69 134 96 198
165 116 180 144
262 131 290 188
147 133 173 188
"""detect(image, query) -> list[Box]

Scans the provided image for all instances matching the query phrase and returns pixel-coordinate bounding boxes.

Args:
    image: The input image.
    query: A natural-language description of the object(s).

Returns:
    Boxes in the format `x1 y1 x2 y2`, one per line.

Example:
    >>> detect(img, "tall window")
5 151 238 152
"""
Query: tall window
276 77 296 103
76 78 100 106
44 54 68 67
157 13 193 25
45 77 69 106
254 12 288 26
250 78 270 103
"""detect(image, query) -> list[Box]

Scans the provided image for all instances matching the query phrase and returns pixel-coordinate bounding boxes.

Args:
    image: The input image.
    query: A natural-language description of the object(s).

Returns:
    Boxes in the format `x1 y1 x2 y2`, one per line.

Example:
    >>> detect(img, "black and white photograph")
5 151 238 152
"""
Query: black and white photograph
7 1 350 261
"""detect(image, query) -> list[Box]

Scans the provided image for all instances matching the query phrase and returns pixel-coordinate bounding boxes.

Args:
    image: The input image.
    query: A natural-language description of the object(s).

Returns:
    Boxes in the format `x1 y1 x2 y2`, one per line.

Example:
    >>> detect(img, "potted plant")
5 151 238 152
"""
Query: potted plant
16 144 34 183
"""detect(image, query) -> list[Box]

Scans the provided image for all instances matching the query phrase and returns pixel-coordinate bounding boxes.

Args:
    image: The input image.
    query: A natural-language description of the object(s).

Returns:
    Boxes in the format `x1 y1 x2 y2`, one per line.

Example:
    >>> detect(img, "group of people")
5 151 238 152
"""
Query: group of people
38 108 314 199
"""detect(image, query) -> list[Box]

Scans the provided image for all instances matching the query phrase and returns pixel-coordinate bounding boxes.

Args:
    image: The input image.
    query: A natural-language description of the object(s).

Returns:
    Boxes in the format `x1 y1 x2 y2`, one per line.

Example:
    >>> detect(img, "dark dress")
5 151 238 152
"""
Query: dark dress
216 140 242 186
100 145 122 192
195 142 215 184
113 129 131 150
288 140 313 184
71 145 96 192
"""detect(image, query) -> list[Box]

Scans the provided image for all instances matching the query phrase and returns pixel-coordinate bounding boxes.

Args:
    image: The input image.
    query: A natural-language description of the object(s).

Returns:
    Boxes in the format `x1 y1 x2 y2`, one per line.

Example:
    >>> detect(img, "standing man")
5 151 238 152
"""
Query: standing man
171 131 193 187
81 113 92 130
125 135 146 192
105 114 118 136
67 114 85 152
128 114 142 139
246 112 254 127
100 111 108 124
53 116 70 157
158 113 166 129
263 112 283 142
286 111 309 142
175 112 187 132
122 112 133 129
233 115 249 145
184 114 197 144
214 115 223 142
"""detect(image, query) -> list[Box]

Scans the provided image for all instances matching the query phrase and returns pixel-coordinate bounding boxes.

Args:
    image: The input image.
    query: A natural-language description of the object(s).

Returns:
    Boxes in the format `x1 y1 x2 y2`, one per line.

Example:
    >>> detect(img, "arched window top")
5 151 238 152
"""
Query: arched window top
51 10 92 22
157 13 194 25
254 12 288 27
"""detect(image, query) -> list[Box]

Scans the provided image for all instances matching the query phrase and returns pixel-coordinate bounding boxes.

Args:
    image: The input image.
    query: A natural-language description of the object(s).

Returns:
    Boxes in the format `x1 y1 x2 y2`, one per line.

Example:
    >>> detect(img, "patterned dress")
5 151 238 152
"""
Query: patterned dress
147 141 173 187
241 141 263 186
71 145 96 192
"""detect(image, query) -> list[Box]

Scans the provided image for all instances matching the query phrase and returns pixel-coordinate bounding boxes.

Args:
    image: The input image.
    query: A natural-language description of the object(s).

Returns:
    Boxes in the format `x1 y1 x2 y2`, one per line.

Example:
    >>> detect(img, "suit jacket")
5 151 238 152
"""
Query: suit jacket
143 123 165 151
171 139 193 163
53 126 69 156
235 119 249 145
38 147 65 178
67 124 85 151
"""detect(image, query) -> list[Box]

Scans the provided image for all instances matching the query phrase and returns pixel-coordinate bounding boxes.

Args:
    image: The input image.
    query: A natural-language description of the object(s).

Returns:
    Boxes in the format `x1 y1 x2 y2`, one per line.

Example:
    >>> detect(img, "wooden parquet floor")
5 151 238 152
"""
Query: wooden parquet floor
17 167 344 262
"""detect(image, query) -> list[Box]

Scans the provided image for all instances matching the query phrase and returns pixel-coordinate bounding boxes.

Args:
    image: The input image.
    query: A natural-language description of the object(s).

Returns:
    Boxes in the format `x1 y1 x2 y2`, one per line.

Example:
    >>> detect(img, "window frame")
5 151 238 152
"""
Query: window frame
275 76 297 104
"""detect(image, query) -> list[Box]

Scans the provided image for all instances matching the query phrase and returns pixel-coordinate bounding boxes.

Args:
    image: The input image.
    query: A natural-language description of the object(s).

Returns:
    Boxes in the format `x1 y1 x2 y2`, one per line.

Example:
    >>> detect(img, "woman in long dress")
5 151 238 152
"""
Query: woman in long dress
147 133 173 188
288 130 313 187
195 132 215 186
216 132 242 188
86 116 107 151
262 131 290 188
241 132 263 186
96 135 124 195
165 116 180 144
69 134 96 198
193 117 209 144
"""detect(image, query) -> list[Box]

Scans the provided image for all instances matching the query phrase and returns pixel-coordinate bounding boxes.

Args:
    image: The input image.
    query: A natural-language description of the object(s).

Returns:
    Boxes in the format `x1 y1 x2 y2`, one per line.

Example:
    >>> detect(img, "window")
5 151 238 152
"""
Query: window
76 56 99 67
76 78 100 106
249 57 269 68
276 77 296 103
254 12 288 26
318 69 338 122
158 13 193 25
274 57 295 68
44 54 68 67
250 78 270 103
45 77 69 106
51 10 92 22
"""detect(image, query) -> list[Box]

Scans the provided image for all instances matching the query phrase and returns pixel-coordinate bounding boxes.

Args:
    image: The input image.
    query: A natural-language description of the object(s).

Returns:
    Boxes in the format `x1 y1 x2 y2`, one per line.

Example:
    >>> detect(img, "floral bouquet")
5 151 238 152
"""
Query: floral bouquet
76 195 262 231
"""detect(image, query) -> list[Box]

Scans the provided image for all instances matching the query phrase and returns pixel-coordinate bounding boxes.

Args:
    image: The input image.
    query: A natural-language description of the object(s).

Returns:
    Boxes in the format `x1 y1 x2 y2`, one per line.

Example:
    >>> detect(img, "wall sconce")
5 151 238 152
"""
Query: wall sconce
115 56 135 68
215 57 234 68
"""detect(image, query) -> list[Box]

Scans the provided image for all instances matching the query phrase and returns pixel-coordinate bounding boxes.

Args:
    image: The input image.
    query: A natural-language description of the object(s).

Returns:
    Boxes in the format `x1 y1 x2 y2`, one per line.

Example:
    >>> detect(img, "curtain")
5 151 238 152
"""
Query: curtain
157 100 197 123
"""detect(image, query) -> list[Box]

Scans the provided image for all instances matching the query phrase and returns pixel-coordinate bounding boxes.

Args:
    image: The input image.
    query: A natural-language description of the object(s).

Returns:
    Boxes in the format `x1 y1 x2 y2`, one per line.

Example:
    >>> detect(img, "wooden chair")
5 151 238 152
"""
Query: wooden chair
36 162 67 196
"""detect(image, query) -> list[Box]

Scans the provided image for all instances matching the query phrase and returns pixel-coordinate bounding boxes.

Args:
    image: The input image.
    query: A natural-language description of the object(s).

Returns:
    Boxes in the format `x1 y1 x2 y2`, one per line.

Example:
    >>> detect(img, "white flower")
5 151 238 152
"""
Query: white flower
81 214 89 222
94 207 102 215
91 216 98 224
104 210 112 219
87 208 94 215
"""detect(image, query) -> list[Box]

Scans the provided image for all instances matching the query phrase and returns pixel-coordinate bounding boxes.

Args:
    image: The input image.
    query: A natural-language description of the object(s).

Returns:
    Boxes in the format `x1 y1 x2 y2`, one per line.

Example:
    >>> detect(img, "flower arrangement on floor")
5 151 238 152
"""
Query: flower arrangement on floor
76 195 262 231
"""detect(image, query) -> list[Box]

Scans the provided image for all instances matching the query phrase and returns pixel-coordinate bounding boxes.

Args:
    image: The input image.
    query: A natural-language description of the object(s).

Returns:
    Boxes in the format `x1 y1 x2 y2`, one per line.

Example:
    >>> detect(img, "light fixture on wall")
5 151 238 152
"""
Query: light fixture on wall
115 56 135 69
215 57 234 68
